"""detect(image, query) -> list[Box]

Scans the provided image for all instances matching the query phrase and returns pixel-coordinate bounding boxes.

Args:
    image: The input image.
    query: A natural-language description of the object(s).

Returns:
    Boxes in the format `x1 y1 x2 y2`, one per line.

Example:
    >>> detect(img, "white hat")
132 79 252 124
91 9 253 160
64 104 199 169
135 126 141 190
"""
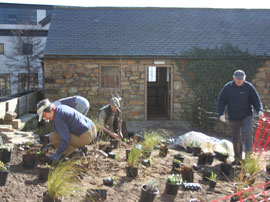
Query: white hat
36 99 51 122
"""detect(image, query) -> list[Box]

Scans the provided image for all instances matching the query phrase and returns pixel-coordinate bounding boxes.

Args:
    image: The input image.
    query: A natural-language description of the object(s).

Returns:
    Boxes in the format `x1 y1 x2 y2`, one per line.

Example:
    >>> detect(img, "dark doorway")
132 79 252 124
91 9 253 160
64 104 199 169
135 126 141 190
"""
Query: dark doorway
147 66 170 119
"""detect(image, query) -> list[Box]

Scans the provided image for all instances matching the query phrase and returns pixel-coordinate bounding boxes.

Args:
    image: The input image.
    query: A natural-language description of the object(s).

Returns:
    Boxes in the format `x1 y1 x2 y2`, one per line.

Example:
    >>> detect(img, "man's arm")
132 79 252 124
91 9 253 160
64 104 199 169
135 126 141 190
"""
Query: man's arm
217 86 227 117
249 84 263 113
99 110 121 139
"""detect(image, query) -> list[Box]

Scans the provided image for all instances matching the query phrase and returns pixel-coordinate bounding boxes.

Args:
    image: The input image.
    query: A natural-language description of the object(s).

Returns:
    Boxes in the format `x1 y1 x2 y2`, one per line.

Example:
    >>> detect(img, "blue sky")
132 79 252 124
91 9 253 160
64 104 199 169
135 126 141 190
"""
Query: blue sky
1 0 270 8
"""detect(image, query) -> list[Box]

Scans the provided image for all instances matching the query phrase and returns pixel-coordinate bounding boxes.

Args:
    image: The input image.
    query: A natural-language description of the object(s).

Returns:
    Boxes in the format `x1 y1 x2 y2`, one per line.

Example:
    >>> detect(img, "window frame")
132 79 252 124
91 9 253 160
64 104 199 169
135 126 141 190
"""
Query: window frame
0 74 11 96
18 73 38 92
22 43 33 55
147 66 158 84
0 43 4 54
99 65 121 90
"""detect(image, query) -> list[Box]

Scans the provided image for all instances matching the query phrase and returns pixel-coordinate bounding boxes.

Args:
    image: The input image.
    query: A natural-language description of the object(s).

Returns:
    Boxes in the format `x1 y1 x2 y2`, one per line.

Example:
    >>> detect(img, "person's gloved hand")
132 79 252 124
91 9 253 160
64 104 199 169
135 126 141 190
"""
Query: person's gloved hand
259 111 264 118
219 115 226 123
49 154 60 162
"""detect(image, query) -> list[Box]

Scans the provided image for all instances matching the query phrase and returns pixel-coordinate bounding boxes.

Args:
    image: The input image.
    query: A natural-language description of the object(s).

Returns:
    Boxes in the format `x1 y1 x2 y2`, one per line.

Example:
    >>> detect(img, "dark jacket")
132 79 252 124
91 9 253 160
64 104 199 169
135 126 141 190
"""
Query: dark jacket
217 80 263 121
99 105 120 133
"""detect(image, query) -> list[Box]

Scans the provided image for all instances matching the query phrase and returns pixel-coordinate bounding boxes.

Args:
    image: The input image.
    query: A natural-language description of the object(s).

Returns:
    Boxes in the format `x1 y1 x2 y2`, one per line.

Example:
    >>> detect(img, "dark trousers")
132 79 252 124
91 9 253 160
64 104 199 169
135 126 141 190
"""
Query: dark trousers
229 116 253 160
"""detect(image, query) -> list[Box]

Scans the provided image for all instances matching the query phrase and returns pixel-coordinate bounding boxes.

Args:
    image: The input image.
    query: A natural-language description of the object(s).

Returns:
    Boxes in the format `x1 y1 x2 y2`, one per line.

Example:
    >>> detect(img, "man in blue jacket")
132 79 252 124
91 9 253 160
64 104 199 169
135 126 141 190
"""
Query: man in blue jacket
217 70 264 165
36 99 96 162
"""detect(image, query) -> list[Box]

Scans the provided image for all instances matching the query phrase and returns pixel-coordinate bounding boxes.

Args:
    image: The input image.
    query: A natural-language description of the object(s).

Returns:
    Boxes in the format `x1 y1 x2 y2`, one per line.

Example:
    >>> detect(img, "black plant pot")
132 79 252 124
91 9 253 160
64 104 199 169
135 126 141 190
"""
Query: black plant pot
220 163 232 176
202 168 213 181
159 147 168 157
186 146 193 154
126 166 138 178
192 147 201 156
174 154 184 162
193 163 200 171
0 149 12 163
99 144 112 153
142 150 151 159
108 152 116 159
172 161 183 172
110 139 119 149
0 170 9 186
86 189 107 201
209 180 216 189
37 165 49 181
126 150 130 160
230 195 240 202
43 191 62 202
165 181 181 195
140 184 159 202
22 153 36 169
182 169 194 182
198 154 207 165
142 159 151 167
205 153 214 165
103 177 113 186
40 135 50 144
215 152 228 162
265 176 270 190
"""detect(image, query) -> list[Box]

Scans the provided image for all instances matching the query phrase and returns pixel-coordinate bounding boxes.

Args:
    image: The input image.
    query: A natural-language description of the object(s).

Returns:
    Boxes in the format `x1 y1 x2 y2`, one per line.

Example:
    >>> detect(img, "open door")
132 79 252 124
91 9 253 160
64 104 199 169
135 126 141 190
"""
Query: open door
147 66 171 120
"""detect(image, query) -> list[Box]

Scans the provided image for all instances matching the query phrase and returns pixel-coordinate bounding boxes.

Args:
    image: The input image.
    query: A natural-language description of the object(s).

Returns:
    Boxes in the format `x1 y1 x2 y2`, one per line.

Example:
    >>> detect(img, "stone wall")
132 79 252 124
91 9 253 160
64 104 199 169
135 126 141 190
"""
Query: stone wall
43 58 195 121
252 60 270 111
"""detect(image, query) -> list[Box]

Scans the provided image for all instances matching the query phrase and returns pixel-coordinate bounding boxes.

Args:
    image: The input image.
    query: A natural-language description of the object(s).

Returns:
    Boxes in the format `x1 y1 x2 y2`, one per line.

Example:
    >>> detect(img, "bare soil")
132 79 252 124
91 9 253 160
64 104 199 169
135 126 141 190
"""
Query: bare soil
0 140 267 202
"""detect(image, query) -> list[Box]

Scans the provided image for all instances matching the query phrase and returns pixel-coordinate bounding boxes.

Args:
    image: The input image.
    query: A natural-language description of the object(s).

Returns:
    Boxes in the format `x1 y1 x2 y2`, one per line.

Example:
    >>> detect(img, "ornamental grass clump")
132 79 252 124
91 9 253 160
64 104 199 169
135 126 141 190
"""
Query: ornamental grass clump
141 131 163 158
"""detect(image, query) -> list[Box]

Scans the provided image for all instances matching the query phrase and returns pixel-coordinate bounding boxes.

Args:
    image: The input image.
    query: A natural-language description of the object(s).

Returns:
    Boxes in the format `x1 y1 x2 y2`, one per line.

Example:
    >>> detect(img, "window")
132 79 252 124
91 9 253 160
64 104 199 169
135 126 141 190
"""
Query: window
0 43 4 54
23 43 33 55
0 74 10 96
147 66 157 82
100 66 120 89
18 73 38 92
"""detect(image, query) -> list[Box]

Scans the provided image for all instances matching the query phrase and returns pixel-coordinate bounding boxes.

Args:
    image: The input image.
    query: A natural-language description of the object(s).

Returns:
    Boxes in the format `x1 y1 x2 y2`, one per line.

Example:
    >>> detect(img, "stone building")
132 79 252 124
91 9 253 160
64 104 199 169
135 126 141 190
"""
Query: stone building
43 8 270 121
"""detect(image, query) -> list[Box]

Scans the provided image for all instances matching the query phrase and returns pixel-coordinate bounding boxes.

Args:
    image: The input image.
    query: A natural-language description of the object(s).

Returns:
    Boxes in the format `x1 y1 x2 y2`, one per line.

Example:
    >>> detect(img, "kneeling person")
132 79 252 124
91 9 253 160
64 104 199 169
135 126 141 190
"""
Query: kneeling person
37 99 96 161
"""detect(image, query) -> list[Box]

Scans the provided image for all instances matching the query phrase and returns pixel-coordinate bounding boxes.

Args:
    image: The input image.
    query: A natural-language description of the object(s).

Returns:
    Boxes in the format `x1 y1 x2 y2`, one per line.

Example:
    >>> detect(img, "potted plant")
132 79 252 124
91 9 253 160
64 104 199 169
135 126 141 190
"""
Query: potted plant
197 152 207 165
103 177 114 186
140 180 159 202
186 141 193 154
43 158 84 202
192 141 201 156
126 149 130 160
220 162 232 176
108 152 118 159
215 151 229 162
0 161 9 186
172 159 183 172
165 174 182 195
142 159 153 167
241 154 261 185
180 165 194 182
126 147 141 178
37 163 51 181
174 153 184 162
0 145 12 163
141 131 162 159
205 152 214 165
85 189 107 202
159 144 168 157
22 151 36 169
206 171 217 189
202 168 214 181
110 139 120 149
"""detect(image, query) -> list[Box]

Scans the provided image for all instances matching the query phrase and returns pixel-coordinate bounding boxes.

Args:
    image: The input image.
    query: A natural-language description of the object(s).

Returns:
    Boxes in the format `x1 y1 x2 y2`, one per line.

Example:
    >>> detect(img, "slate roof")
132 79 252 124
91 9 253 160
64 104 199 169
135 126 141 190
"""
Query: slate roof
44 7 270 57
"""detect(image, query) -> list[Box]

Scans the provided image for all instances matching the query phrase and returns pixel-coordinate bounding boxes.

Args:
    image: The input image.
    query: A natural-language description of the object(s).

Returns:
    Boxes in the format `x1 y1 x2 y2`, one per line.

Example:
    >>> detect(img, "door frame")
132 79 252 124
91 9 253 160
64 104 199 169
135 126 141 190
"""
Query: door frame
144 65 174 120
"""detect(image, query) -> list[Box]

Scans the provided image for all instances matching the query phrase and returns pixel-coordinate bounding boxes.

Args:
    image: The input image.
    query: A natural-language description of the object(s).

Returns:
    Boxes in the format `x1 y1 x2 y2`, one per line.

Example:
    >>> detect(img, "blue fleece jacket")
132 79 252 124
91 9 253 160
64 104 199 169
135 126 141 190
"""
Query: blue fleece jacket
217 80 263 121
52 105 94 156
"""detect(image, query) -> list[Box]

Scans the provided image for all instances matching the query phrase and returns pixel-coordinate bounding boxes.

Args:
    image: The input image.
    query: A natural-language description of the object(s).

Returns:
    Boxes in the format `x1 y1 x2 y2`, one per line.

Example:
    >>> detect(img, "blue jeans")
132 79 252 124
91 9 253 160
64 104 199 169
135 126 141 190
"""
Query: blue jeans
229 116 253 160
75 96 90 116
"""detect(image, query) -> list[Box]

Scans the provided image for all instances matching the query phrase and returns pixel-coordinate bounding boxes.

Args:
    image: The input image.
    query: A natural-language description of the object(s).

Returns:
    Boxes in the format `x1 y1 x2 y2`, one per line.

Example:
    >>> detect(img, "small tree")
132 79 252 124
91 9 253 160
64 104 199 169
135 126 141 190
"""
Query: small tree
5 24 45 93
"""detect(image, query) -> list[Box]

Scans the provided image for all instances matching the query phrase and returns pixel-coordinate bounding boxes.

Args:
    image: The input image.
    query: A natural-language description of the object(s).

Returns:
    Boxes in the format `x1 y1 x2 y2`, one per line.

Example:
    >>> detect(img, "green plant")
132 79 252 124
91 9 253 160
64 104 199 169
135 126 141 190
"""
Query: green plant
173 159 181 164
219 152 229 156
145 180 158 192
142 131 163 154
47 158 84 200
36 150 45 155
206 171 217 182
0 161 8 172
127 147 141 168
149 158 153 166
166 174 182 185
